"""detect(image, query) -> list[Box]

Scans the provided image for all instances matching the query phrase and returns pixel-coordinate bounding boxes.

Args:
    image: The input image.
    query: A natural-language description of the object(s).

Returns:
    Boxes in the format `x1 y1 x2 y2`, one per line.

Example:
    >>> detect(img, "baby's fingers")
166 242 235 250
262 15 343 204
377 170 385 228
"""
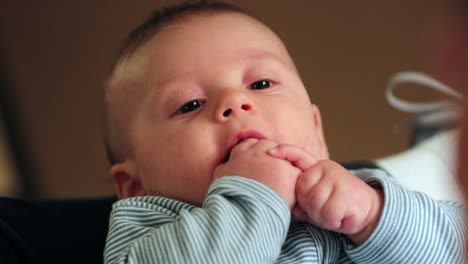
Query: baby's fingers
291 204 308 222
268 144 317 171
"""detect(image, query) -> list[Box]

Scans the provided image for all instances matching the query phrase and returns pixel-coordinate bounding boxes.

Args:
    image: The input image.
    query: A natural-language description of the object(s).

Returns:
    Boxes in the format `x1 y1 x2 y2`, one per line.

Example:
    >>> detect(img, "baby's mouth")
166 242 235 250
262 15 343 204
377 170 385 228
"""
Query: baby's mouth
221 130 267 163
222 149 233 163
222 139 245 163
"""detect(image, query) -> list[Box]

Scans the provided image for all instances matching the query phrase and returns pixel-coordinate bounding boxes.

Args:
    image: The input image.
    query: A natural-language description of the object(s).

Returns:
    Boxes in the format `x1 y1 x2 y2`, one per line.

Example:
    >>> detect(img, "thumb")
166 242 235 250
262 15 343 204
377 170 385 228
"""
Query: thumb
291 204 308 222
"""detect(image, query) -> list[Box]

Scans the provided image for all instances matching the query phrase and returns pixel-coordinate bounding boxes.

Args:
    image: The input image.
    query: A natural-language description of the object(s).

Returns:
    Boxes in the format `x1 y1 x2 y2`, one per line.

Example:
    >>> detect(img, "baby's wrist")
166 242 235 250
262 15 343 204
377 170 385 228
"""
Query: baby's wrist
348 189 384 245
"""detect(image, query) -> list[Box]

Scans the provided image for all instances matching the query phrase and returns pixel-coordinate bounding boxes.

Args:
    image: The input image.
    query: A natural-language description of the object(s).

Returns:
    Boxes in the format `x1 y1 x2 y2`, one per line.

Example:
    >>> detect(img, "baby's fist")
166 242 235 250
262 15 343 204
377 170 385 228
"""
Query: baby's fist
295 160 383 245
214 139 301 209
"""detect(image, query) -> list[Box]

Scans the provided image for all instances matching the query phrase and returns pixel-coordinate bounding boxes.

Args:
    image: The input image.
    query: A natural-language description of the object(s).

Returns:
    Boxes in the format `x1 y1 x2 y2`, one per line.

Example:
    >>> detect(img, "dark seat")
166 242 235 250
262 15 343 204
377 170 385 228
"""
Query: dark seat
0 196 116 264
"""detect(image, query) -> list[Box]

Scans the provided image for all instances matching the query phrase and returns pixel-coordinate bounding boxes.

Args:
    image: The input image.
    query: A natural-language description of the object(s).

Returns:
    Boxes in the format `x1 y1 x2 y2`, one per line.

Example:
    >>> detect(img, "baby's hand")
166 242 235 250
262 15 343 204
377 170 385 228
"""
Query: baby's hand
214 139 301 209
269 145 384 245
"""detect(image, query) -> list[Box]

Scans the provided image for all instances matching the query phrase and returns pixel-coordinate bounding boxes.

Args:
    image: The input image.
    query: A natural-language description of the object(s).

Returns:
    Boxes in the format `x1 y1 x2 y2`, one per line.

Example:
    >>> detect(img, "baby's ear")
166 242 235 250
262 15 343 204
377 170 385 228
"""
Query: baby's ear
110 160 146 199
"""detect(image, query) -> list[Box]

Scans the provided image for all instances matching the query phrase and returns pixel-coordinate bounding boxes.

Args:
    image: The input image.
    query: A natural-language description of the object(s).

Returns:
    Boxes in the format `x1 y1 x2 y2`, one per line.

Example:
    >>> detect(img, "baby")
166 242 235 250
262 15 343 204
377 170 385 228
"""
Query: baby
104 1 466 263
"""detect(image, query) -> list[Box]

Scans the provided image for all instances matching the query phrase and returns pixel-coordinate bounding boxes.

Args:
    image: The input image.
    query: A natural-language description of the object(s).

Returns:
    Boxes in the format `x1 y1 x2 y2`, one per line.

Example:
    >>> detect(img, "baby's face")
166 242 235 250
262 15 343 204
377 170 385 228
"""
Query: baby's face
112 12 328 205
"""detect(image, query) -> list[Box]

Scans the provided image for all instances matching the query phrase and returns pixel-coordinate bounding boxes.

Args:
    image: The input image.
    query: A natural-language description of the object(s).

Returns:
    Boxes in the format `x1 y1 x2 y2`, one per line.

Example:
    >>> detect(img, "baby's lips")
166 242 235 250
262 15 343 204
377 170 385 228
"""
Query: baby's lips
222 129 266 163
223 138 260 163
234 137 260 146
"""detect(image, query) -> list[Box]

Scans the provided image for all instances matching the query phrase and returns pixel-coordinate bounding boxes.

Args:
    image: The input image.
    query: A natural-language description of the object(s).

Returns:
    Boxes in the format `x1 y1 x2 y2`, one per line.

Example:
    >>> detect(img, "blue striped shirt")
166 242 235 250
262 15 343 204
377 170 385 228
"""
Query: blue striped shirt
105 169 467 263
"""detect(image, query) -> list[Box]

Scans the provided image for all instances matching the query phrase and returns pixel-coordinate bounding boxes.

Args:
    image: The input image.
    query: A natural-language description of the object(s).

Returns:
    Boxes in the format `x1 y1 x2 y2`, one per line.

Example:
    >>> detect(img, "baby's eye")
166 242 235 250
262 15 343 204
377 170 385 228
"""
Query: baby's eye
177 100 204 114
249 80 272 90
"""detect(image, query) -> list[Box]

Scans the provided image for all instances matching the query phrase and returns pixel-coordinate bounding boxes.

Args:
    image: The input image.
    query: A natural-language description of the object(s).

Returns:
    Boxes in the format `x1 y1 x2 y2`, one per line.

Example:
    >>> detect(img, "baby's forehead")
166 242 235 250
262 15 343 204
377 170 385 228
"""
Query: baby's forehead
131 15 289 71
109 12 295 99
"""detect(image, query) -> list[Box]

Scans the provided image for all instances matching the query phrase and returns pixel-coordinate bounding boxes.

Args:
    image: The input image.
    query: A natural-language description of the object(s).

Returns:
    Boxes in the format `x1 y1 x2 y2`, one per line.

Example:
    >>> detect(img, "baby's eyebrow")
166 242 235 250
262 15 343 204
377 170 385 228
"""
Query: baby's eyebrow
144 72 198 114
239 51 293 71
238 51 277 64
151 70 195 95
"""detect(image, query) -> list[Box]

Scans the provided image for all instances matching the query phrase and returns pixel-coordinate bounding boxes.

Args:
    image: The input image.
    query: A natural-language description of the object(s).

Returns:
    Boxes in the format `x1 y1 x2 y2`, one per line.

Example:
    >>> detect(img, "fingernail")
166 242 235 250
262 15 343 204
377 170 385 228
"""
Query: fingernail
268 147 277 154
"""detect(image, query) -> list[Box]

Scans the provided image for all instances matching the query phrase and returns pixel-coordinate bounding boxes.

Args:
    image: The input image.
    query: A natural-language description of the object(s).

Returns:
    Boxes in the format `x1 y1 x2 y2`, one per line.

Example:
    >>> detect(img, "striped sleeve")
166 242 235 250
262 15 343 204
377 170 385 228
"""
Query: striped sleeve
274 223 341 263
104 176 291 264
344 169 467 264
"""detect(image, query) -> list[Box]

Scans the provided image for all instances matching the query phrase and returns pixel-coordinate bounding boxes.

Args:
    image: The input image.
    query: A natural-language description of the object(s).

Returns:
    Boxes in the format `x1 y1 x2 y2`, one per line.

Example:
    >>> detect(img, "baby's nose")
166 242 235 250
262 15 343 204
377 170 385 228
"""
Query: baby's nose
214 91 255 122
222 104 251 117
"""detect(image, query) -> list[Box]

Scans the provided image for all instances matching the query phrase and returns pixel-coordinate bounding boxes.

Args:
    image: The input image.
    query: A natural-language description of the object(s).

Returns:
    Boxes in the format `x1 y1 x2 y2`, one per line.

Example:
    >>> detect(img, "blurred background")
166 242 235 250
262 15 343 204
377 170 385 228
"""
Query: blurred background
0 0 455 198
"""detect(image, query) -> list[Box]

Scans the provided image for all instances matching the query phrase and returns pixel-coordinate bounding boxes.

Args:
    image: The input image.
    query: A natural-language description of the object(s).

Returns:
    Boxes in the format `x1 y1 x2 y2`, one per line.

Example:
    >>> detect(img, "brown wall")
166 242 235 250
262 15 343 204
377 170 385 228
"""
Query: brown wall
1 0 451 198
